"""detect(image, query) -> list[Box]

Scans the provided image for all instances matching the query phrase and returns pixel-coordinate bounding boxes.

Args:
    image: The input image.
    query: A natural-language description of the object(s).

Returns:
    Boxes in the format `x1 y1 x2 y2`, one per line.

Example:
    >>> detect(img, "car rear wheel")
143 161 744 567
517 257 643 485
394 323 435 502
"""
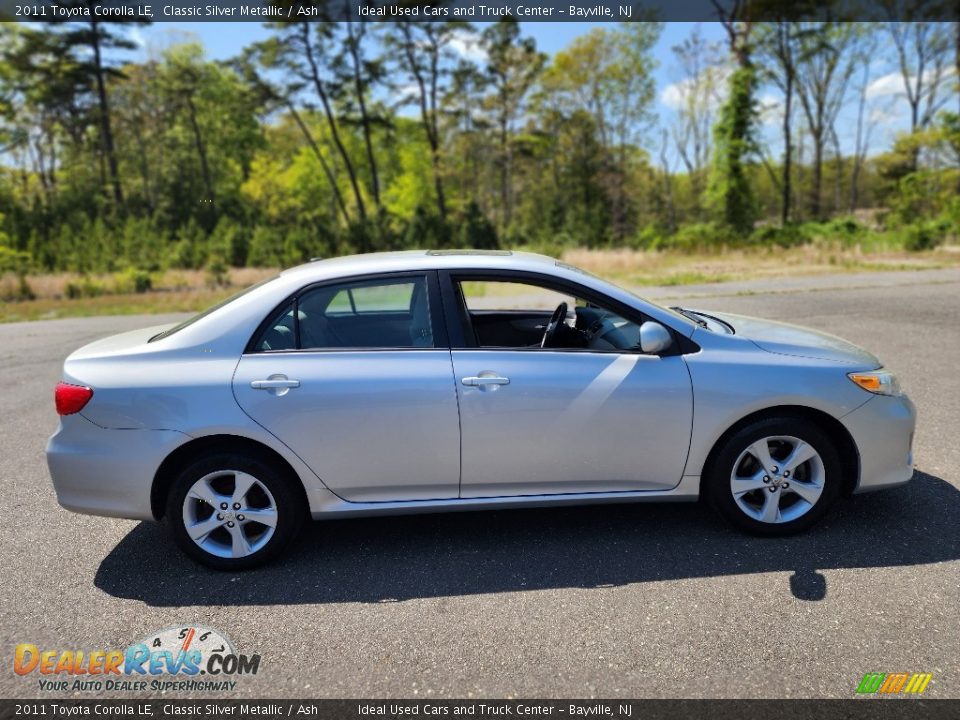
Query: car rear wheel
166 452 303 570
705 418 841 536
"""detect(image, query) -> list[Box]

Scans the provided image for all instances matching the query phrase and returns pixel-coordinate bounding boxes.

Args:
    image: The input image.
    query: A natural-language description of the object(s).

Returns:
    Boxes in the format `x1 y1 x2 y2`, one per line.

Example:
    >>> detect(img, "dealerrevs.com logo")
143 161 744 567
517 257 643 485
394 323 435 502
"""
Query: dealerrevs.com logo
14 625 260 693
856 672 933 697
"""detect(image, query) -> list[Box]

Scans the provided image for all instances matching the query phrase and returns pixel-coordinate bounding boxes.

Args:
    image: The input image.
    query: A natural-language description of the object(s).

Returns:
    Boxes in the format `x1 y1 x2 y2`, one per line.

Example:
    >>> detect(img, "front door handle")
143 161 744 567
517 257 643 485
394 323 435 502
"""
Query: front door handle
251 375 300 396
251 379 301 389
461 375 510 387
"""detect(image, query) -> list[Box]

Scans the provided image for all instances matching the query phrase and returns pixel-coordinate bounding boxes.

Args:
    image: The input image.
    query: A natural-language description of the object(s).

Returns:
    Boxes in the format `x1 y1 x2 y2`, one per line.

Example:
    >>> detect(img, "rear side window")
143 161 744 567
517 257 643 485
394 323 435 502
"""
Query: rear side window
251 276 434 351
327 282 417 315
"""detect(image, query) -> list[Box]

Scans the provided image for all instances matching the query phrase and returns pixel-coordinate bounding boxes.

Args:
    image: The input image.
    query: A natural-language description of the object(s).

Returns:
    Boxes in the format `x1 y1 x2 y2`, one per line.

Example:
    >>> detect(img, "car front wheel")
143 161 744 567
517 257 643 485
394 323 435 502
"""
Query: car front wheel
166 452 303 570
705 418 841 536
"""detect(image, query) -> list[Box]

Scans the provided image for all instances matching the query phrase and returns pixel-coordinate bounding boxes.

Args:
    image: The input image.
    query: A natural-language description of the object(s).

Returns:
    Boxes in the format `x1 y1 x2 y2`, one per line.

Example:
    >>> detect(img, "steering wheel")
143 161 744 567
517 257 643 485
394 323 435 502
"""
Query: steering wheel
541 302 568 348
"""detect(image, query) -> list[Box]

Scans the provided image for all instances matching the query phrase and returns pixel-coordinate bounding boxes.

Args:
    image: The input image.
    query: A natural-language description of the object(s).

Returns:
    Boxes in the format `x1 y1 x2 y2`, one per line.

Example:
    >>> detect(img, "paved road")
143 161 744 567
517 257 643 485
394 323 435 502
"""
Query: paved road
1 270 958 699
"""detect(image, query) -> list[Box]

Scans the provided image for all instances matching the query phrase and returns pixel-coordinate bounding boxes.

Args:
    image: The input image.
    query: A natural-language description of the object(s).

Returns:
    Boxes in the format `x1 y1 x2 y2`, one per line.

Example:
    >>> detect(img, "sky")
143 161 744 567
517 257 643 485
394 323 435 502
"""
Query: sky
133 21 725 118
125 21 936 166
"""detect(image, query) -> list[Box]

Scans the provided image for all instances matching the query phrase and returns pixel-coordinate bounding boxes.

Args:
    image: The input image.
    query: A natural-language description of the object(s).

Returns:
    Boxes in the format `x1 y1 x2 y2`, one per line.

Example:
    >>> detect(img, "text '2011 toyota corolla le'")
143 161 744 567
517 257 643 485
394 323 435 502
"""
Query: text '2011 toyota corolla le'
47 251 916 569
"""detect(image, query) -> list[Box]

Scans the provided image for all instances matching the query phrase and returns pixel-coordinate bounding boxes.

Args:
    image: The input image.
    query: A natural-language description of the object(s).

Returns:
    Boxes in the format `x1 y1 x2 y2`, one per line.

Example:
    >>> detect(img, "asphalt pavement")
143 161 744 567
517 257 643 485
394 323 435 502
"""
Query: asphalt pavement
1 269 958 699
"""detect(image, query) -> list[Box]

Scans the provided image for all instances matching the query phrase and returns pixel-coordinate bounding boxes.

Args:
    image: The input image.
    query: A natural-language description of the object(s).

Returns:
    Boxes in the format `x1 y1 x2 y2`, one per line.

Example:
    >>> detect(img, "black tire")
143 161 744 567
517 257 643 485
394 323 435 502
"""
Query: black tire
166 452 305 570
704 417 841 536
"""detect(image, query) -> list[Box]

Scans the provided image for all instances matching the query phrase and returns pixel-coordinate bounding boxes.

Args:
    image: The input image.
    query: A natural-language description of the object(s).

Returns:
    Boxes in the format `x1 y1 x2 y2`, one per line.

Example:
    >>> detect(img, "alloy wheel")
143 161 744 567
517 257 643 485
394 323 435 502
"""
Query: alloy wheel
181 470 279 559
729 435 825 524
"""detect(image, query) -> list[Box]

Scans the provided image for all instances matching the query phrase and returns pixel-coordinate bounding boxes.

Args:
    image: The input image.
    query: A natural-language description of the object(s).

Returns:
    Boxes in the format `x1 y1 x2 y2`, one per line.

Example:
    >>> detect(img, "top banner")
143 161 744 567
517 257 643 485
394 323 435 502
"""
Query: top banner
2 0 958 23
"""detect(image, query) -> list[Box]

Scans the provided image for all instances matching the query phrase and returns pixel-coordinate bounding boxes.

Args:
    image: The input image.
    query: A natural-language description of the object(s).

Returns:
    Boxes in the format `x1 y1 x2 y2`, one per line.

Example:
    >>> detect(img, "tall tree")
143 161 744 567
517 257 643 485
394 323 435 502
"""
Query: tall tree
538 23 660 238
263 21 368 223
235 45 351 226
669 26 723 214
794 22 856 219
332 19 386 212
51 3 148 206
887 21 953 134
388 21 471 221
481 17 545 233
757 21 801 225
708 2 757 233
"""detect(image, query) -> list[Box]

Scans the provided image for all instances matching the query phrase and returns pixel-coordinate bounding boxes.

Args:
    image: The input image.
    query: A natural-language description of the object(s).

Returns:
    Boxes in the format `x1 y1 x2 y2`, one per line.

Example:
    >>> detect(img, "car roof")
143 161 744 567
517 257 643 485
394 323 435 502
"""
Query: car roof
280 250 563 283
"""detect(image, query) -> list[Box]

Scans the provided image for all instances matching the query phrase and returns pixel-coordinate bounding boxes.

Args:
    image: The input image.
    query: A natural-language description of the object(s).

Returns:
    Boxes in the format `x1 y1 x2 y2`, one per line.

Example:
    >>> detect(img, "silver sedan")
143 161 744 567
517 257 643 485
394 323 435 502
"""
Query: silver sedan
47 251 916 569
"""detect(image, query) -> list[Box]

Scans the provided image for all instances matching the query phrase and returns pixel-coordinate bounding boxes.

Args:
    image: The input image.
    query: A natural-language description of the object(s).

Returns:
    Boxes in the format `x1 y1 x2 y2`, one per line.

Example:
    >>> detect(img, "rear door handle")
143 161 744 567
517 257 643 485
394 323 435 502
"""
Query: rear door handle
251 376 300 396
461 376 510 387
251 379 301 389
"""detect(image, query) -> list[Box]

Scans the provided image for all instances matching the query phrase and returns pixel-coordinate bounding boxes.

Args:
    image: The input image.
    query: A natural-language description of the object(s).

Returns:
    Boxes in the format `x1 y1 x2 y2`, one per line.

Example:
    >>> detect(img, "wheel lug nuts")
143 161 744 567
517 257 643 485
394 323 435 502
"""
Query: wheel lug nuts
763 476 770 483
768 486 777 492
783 471 790 478
217 513 223 520
233 503 241 510
782 482 789 489
220 503 228 510
237 515 245 521
227 521 235 528
771 466 778 473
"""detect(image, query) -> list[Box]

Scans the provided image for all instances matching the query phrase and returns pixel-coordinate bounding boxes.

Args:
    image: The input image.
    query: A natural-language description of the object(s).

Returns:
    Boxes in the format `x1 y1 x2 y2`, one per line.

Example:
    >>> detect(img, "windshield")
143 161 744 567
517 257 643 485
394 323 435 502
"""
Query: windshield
556 260 696 328
149 275 278 342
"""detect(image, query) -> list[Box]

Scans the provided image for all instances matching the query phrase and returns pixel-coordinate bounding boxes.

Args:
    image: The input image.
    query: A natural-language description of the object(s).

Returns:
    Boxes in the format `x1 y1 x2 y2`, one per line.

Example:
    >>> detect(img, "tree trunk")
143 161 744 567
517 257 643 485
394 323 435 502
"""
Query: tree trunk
345 23 381 211
401 27 447 220
185 94 215 204
287 103 351 226
300 24 366 223
811 135 823 220
89 21 123 206
781 58 793 227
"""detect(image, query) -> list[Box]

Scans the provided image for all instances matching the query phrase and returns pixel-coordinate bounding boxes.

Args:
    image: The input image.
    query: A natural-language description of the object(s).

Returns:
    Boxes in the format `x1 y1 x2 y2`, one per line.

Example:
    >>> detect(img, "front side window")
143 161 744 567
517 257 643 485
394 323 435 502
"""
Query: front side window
252 275 434 351
457 278 645 352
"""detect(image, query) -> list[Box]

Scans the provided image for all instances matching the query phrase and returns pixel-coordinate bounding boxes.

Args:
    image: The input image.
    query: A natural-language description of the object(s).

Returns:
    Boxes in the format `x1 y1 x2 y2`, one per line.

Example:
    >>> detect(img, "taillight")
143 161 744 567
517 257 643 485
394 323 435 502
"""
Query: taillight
55 382 93 416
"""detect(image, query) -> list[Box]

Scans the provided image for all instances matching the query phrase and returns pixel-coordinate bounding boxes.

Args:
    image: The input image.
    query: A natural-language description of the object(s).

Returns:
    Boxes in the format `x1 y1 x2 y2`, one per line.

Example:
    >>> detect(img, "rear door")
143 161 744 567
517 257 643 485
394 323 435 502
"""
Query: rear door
233 272 461 502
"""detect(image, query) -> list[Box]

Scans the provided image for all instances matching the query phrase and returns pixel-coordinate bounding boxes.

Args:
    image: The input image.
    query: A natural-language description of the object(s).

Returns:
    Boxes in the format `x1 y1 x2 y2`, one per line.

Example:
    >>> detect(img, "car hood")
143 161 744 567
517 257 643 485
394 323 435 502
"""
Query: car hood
700 311 881 366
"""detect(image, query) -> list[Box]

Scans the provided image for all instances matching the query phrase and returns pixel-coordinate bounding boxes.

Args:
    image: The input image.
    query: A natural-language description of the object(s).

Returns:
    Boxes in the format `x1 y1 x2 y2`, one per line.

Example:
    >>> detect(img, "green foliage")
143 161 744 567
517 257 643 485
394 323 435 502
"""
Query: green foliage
113 268 153 294
65 277 107 299
749 223 812 248
0 244 31 275
457 201 498 250
0 20 956 294
247 226 283 267
707 65 758 234
901 220 951 251
664 222 738 251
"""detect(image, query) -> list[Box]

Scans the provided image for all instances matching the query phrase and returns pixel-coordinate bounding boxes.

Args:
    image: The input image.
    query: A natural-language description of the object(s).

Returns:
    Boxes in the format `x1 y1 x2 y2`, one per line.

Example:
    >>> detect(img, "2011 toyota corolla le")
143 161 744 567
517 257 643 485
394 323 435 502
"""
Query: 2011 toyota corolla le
47 251 916 569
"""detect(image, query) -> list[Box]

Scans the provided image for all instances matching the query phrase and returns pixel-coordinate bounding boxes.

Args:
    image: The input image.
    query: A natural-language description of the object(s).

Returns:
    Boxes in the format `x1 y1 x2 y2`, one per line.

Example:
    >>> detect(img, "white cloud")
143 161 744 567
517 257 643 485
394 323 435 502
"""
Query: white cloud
129 27 145 49
757 92 782 127
866 72 908 100
869 106 900 125
660 66 729 113
866 66 957 100
449 30 486 64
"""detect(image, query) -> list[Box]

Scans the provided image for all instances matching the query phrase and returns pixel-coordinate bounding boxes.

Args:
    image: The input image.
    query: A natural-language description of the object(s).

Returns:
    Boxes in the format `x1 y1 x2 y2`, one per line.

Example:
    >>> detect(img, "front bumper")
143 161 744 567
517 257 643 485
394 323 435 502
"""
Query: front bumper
842 393 917 493
46 414 189 520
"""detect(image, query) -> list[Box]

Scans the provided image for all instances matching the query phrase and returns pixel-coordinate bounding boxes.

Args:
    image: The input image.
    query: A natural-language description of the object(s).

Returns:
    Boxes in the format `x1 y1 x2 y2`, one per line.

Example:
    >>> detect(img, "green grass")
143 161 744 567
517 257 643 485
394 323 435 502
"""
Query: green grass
2 242 958 323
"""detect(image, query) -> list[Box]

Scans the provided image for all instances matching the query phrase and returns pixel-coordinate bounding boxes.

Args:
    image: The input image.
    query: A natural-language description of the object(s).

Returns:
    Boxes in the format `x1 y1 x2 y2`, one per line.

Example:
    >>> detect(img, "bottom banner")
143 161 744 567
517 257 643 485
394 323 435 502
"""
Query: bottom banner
1 700 957 720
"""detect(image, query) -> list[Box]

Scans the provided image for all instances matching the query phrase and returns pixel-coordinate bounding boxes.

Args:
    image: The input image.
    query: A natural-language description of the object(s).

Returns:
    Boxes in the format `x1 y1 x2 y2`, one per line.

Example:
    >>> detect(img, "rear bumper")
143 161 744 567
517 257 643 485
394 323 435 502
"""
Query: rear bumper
842 394 917 493
46 415 189 520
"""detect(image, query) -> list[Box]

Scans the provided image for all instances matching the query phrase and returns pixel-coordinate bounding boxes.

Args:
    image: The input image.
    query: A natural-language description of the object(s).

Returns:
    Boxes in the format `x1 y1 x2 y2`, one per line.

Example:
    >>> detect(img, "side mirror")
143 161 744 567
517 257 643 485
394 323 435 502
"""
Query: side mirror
639 321 672 354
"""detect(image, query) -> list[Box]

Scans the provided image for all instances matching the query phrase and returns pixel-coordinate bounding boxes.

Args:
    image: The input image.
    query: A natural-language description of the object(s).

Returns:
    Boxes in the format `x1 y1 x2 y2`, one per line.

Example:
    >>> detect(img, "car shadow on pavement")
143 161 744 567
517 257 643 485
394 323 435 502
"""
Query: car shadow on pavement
95 470 960 605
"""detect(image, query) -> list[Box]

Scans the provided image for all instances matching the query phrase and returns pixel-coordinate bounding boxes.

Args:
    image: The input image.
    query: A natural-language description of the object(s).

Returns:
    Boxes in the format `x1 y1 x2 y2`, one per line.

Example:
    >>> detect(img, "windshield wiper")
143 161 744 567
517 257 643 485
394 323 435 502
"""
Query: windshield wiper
670 306 709 329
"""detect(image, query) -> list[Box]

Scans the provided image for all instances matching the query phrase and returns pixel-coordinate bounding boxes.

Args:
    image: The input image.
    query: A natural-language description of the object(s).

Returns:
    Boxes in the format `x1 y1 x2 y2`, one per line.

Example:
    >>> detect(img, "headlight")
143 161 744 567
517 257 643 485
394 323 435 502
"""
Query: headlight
848 369 902 396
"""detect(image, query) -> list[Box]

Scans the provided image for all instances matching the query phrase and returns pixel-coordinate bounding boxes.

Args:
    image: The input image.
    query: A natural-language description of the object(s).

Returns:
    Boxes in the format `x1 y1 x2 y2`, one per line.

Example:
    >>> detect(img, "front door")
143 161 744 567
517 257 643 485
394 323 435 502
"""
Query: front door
447 275 693 498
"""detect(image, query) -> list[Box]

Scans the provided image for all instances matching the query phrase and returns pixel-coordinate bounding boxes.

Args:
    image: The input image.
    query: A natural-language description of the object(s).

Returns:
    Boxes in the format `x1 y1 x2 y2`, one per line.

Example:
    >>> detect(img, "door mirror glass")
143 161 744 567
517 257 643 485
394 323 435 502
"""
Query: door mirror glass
639 321 672 354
